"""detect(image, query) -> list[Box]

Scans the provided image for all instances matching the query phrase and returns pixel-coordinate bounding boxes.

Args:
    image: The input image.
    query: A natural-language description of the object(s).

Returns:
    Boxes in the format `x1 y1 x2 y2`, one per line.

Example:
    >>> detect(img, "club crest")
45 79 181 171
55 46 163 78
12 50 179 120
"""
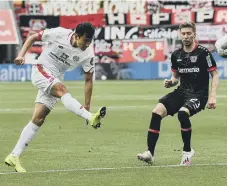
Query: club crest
190 56 197 63
73 56 79 62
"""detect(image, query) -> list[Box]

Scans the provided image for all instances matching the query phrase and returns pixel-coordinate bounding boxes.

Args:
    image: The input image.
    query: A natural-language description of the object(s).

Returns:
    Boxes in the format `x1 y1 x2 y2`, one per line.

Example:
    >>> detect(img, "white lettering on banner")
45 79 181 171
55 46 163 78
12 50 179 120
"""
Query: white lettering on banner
214 0 227 6
107 14 125 24
103 0 146 14
130 14 147 25
94 27 102 39
0 65 32 81
156 42 164 50
125 27 138 39
144 28 179 39
196 10 214 23
42 1 100 15
94 40 111 53
27 3 41 15
111 27 125 40
215 9 227 23
123 42 134 51
162 5 191 12
111 40 122 54
104 26 139 40
173 11 192 24
152 13 170 25
158 62 171 78
0 30 11 36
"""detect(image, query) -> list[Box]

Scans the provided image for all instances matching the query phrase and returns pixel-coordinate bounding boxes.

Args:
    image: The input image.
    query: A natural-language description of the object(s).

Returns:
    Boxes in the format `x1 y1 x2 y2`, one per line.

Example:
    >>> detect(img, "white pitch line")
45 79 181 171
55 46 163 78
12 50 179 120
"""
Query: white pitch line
0 163 226 175
0 105 153 113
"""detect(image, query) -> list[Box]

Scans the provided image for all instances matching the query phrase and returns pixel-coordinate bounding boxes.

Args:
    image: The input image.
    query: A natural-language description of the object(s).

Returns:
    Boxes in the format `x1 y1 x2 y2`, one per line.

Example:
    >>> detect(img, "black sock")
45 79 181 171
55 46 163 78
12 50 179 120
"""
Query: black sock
147 113 162 156
178 111 192 152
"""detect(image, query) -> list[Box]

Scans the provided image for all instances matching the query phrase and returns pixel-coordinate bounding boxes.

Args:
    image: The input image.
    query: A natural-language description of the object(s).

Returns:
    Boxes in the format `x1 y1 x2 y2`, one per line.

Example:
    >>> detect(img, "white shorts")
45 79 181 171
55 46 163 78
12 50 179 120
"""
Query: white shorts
31 65 63 110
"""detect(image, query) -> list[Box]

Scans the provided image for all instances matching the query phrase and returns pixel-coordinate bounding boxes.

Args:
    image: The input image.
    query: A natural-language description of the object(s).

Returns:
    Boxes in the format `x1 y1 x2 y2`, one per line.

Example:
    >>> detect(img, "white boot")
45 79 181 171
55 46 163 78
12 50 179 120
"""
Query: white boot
180 148 195 166
137 150 155 165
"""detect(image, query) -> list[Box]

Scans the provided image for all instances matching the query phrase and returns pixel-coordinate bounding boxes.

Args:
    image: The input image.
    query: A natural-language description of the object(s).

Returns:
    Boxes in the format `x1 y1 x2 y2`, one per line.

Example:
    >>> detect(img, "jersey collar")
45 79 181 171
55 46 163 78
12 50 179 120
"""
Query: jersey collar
183 40 198 53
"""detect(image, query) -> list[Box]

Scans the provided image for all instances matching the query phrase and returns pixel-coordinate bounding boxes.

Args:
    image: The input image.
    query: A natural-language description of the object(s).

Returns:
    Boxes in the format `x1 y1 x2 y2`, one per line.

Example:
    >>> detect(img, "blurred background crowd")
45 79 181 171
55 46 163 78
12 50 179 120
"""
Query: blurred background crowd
0 0 227 81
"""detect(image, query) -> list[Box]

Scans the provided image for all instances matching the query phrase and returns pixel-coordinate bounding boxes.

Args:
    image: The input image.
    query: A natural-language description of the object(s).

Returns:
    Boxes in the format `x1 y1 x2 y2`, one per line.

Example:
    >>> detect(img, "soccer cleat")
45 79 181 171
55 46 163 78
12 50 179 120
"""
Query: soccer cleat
137 150 155 165
4 154 26 172
88 107 106 129
180 148 195 166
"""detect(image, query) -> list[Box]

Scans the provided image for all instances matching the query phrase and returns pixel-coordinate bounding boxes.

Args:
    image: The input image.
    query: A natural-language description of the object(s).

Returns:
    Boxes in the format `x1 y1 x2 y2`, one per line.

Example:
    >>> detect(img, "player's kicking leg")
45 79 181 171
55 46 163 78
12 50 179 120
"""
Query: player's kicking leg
51 83 106 129
137 103 167 165
5 103 51 172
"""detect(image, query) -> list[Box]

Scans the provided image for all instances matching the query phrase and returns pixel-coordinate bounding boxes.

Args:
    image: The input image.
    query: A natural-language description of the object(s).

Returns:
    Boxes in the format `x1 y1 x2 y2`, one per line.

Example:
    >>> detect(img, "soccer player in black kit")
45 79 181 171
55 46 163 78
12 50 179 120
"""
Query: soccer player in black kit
137 22 219 166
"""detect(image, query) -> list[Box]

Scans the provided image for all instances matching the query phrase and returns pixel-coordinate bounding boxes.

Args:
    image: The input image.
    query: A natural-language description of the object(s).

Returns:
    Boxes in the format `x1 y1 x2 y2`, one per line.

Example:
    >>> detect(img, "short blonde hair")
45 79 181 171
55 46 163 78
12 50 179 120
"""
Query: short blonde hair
179 22 196 32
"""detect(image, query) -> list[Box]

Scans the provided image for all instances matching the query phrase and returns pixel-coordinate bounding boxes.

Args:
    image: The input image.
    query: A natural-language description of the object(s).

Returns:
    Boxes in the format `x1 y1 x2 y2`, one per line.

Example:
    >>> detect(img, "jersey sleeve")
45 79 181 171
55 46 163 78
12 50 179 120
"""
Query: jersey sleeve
171 53 178 72
37 27 65 42
205 51 217 72
82 57 95 73
81 46 95 73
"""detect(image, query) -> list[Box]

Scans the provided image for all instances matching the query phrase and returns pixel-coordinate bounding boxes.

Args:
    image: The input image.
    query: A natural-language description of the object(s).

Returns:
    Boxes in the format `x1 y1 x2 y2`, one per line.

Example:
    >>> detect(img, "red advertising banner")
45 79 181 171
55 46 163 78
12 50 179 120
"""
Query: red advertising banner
60 14 105 28
118 40 165 62
0 10 19 44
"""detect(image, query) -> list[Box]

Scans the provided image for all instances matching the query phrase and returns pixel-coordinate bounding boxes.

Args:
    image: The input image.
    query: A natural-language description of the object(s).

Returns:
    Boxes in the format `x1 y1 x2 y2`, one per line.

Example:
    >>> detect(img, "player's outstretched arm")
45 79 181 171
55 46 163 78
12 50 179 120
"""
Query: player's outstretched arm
84 71 94 111
14 33 40 65
207 70 219 109
164 71 179 88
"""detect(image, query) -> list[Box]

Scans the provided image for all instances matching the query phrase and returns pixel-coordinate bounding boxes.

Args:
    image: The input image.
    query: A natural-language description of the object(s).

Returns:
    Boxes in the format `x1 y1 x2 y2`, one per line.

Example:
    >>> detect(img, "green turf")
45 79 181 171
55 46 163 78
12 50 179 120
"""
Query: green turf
0 80 226 186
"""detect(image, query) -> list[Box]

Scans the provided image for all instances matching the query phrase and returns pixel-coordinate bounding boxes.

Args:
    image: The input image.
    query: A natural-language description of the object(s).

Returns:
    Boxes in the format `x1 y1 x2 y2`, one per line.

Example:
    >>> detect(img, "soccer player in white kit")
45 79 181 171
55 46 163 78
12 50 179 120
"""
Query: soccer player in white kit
5 22 106 172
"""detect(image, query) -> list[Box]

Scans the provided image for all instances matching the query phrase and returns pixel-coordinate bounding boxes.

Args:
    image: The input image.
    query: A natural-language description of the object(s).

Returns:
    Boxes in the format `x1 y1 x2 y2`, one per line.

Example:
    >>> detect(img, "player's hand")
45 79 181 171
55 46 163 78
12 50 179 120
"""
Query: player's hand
14 56 25 65
164 79 173 88
207 96 216 109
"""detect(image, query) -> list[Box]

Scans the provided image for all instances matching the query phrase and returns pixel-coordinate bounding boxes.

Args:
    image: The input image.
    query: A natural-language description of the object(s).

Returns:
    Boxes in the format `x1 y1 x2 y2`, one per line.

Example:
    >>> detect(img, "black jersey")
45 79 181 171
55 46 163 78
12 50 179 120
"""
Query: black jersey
171 44 217 97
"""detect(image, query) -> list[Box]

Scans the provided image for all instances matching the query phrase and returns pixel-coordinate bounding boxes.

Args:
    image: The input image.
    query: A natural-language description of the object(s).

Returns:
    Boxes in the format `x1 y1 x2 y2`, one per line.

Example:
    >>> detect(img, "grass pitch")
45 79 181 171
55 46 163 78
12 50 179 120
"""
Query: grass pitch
0 80 226 186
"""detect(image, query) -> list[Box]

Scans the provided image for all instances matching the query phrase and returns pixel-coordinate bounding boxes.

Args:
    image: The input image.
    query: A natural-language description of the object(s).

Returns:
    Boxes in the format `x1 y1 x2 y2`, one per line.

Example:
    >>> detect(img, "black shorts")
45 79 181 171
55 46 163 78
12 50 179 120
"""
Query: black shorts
159 90 208 116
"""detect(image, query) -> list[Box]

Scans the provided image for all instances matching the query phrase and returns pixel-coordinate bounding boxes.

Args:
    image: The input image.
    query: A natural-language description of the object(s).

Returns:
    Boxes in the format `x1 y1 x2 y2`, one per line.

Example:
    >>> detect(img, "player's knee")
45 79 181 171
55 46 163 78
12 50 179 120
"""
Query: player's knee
152 103 167 118
52 83 68 98
178 111 189 121
32 117 45 126
178 111 191 127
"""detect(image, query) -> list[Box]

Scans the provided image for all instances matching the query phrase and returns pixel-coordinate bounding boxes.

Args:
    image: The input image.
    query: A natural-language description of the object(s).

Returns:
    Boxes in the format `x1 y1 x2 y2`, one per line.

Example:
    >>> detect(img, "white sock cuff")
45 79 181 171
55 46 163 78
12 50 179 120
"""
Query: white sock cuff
28 121 40 132
61 93 72 102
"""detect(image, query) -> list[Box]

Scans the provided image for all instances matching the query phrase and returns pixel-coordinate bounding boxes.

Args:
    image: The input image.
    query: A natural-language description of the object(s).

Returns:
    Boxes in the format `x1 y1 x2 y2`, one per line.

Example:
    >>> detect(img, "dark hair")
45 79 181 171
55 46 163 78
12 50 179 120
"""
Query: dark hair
179 21 196 32
75 22 95 39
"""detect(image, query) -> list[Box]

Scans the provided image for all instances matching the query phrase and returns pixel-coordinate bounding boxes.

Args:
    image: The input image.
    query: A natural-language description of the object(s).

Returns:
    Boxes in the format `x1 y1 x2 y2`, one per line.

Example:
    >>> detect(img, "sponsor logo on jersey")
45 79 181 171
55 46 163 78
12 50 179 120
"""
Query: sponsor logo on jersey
73 56 79 62
206 54 212 67
190 56 198 63
178 67 200 73
58 45 64 49
177 59 182 62
49 52 70 66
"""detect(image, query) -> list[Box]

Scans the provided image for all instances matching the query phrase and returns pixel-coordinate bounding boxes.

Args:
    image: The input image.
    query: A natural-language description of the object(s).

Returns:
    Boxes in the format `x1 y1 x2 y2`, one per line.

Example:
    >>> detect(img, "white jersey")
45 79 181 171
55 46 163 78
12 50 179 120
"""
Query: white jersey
38 27 94 77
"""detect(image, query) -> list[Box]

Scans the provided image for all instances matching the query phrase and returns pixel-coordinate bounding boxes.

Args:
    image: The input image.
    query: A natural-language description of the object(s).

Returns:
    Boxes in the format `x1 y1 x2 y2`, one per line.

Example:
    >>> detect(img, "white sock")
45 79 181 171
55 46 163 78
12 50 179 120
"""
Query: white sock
61 93 91 120
12 121 40 156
